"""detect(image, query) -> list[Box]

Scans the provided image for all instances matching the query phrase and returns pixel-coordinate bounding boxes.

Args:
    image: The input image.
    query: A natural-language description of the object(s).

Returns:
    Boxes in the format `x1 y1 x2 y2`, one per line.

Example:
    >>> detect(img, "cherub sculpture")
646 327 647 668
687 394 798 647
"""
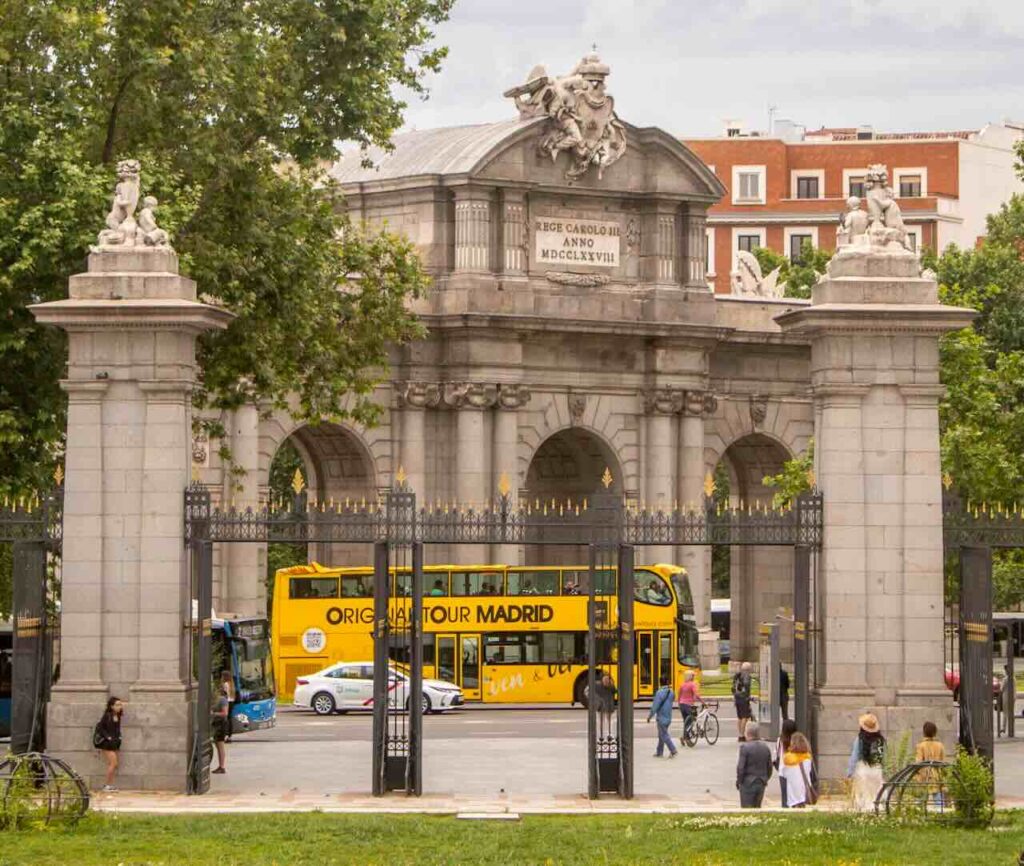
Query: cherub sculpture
137 196 170 247
97 159 141 246
836 195 870 247
864 164 910 249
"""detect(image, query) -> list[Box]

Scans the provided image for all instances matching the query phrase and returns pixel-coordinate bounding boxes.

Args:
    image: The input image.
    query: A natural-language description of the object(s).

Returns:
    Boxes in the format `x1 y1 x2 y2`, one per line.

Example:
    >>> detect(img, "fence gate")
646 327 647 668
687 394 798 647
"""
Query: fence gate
0 484 63 755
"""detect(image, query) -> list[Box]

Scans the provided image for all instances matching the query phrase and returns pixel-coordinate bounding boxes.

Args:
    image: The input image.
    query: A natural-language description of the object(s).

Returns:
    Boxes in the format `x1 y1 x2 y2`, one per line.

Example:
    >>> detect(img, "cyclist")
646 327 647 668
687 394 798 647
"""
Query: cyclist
676 670 702 744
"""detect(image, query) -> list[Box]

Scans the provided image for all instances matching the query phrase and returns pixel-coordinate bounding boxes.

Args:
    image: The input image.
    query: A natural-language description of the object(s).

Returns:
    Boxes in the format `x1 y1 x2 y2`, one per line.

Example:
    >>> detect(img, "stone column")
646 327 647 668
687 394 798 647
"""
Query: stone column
224 402 263 616
677 389 717 670
446 382 497 563
398 382 440 500
641 388 681 565
453 188 492 274
32 244 232 791
493 384 530 564
776 243 974 779
500 191 528 280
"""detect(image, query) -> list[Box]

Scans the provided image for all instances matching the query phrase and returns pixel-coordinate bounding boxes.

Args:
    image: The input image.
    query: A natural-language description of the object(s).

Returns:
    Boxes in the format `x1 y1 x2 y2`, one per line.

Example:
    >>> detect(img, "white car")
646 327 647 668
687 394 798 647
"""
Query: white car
293 661 464 715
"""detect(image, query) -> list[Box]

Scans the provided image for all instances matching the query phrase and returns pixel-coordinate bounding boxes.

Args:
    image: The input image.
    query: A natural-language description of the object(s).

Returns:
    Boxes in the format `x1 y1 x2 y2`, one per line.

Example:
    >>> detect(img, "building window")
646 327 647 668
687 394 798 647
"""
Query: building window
899 174 922 197
789 233 813 262
796 176 819 199
737 234 761 253
848 176 866 198
905 230 918 252
732 165 766 205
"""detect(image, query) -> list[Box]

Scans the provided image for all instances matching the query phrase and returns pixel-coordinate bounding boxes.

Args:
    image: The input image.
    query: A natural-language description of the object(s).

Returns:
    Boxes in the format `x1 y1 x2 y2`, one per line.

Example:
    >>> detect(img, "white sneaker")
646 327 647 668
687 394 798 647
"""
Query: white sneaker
101 785 117 792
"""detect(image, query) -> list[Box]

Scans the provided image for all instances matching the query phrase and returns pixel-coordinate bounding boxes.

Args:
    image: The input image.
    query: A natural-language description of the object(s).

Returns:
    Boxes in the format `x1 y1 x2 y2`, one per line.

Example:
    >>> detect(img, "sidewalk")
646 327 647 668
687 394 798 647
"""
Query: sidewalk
87 734 1024 815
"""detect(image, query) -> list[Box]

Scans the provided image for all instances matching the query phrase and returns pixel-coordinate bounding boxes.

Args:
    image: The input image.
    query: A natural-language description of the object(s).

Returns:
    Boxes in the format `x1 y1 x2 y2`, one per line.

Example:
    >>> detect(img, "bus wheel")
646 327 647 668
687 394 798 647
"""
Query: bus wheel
574 676 589 708
312 692 336 716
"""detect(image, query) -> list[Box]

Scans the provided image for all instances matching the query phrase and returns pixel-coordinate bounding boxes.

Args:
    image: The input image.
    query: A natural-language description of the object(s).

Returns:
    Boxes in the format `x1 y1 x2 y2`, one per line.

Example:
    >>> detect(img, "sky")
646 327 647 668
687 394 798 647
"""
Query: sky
398 0 1024 138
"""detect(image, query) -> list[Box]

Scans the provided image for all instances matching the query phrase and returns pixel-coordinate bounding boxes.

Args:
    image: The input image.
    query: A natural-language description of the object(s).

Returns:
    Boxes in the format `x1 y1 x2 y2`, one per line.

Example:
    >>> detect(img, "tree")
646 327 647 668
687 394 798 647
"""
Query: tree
265 440 308 614
0 0 453 499
761 439 814 509
752 243 832 300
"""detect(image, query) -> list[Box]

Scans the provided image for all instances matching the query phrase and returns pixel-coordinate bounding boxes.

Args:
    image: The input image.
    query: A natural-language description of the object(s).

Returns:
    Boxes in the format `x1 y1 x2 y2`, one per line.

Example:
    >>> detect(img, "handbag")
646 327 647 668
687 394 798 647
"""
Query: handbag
799 762 819 805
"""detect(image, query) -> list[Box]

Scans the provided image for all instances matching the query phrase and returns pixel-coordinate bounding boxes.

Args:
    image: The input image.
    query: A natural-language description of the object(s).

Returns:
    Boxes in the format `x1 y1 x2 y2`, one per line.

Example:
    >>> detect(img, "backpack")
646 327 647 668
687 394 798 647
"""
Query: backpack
862 733 886 767
92 721 106 749
732 672 750 700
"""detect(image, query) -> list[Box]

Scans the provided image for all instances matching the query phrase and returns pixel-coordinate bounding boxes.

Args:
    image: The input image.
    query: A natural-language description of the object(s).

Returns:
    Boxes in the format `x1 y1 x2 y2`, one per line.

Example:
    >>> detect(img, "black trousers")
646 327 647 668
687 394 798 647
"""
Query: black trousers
739 778 766 808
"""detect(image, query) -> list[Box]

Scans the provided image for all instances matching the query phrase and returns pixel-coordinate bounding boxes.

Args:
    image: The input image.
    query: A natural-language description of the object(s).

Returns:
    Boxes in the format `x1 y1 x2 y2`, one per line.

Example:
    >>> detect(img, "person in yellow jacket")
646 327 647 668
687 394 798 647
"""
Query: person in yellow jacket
779 732 816 807
914 721 947 809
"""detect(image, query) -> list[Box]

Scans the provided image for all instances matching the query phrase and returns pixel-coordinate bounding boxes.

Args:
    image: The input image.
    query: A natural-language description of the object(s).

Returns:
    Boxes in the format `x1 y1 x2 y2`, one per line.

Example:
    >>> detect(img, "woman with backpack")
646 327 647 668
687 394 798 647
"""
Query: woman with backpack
847 712 886 810
94 696 124 792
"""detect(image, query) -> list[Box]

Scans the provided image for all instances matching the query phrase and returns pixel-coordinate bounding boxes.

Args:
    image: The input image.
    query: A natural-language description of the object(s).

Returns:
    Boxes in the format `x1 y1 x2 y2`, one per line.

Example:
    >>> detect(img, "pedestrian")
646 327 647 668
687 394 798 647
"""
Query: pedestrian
732 661 753 741
220 670 235 742
847 712 886 811
677 670 701 744
774 718 798 807
1000 664 1016 736
594 672 618 737
212 684 230 774
93 696 124 792
914 720 946 808
736 721 773 808
779 732 816 808
647 676 678 758
779 665 791 721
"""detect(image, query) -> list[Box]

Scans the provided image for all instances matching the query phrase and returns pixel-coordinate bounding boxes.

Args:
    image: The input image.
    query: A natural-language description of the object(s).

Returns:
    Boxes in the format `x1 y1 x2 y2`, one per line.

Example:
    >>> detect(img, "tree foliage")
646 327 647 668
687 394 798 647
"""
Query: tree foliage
752 243 832 300
265 439 308 614
0 0 453 499
762 439 814 509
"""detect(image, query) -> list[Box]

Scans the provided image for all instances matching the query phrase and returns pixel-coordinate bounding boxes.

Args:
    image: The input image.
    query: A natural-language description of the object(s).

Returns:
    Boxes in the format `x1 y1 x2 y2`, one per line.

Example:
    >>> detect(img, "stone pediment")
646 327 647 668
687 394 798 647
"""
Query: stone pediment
330 119 724 202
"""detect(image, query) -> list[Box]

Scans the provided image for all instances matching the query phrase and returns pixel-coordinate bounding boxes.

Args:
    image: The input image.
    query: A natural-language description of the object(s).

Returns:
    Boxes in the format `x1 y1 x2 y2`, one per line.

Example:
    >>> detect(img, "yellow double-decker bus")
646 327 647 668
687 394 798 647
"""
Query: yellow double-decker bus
272 562 700 705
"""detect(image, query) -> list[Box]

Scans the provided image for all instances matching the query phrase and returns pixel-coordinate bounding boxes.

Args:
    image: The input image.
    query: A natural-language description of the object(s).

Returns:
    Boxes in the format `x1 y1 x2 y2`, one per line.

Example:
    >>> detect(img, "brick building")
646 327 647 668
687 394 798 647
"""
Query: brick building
684 121 1024 293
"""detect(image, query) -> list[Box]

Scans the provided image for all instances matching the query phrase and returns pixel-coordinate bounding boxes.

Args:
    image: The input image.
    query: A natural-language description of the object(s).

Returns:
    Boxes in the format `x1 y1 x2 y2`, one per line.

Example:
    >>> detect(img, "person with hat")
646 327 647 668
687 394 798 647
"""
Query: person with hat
847 712 886 810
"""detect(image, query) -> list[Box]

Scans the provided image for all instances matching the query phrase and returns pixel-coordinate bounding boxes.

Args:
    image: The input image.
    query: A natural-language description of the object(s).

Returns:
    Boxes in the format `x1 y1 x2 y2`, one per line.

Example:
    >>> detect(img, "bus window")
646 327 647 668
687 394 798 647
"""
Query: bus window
508 570 558 596
427 574 450 597
393 572 412 597
659 632 673 685
635 573 672 606
678 622 699 667
289 577 339 599
562 569 616 595
484 634 523 664
340 575 372 598
451 571 503 597
540 632 584 664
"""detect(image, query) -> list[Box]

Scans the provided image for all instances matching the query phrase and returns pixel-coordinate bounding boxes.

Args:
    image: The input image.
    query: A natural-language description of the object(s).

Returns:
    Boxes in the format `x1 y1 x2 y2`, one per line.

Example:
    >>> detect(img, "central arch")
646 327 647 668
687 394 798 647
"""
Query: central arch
524 427 622 566
715 432 795 665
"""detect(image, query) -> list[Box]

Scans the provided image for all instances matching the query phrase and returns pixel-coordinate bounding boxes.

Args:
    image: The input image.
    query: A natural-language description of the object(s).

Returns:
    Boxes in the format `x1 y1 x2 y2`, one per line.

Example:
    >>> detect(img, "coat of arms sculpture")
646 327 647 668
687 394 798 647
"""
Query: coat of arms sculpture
504 53 627 181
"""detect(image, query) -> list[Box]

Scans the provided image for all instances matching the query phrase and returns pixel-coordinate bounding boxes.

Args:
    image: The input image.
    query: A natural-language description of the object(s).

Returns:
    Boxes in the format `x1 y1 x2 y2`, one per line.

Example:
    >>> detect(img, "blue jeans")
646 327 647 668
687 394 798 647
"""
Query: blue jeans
655 720 677 756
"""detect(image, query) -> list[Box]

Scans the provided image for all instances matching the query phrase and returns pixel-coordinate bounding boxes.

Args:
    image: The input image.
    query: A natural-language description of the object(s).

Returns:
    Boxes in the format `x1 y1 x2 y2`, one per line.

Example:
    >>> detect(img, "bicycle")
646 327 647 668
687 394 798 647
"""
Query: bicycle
682 699 720 747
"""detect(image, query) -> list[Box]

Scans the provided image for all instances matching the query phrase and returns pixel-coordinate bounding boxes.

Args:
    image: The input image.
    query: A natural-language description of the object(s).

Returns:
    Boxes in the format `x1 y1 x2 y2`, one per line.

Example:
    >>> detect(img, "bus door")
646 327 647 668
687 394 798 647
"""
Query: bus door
436 633 482 701
637 631 655 698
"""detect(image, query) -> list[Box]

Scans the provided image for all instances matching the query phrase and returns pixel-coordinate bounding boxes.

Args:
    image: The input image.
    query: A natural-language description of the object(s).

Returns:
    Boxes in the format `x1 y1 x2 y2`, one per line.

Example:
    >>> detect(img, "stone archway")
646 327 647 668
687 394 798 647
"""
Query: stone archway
273 422 378 567
715 433 795 665
524 426 622 566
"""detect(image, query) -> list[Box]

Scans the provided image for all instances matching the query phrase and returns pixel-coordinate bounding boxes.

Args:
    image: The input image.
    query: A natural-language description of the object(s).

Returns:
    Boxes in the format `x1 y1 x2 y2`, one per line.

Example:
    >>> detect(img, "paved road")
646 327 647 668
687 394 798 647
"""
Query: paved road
242 704 747 743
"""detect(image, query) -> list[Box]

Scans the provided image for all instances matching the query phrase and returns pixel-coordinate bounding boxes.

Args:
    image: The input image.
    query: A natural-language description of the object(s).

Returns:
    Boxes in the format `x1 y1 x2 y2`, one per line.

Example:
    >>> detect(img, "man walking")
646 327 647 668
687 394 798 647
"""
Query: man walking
733 661 754 740
736 721 773 807
647 677 678 758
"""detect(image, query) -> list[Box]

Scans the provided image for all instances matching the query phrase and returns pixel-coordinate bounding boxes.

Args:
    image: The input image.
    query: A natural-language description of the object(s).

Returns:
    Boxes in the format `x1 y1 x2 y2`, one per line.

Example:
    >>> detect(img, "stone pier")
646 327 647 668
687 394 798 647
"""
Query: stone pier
777 243 974 777
32 243 231 791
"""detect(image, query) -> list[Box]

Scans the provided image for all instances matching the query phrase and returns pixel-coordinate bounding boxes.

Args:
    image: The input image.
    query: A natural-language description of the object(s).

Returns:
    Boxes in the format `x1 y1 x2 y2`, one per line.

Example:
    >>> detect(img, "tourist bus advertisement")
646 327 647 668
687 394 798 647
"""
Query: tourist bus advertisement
212 616 277 734
271 563 700 705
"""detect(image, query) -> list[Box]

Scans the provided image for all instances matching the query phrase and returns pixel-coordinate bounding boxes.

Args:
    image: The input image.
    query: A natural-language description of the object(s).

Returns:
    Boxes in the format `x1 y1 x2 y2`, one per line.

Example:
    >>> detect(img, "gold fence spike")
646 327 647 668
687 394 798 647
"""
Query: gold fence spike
703 472 716 498
498 472 511 497
582 498 588 511
395 464 407 485
53 465 65 486
291 467 305 495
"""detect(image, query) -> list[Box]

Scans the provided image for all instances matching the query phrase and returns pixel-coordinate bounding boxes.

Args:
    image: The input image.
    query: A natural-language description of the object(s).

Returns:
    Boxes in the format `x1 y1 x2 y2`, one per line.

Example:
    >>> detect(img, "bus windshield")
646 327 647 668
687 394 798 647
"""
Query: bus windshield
232 636 273 696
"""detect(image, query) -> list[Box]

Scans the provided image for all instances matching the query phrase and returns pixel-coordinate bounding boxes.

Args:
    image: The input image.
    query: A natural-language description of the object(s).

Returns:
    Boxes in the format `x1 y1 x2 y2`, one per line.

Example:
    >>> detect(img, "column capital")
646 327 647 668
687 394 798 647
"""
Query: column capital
444 382 497 410
641 387 684 415
497 383 530 410
397 381 442 409
683 389 718 417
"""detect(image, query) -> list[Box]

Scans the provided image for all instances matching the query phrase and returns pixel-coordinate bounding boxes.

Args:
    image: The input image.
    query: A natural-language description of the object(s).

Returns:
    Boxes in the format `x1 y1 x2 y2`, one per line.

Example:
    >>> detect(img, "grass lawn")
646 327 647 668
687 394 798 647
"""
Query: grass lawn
2 811 1022 865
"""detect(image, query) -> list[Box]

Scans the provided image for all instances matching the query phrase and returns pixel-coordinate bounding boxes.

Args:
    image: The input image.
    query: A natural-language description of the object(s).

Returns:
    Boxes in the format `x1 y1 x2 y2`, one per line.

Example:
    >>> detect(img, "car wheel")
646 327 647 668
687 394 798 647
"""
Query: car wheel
312 692 336 716
404 693 432 715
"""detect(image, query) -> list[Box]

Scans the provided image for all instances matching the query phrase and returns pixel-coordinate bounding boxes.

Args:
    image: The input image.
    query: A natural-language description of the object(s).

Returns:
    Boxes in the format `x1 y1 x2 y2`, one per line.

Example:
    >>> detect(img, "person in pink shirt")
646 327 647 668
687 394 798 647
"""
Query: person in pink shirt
677 671 701 744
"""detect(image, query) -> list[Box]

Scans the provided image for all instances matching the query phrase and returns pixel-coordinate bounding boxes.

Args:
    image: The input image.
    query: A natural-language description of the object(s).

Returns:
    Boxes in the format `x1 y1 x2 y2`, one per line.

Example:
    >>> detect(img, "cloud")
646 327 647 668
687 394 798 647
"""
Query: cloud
399 0 1024 138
